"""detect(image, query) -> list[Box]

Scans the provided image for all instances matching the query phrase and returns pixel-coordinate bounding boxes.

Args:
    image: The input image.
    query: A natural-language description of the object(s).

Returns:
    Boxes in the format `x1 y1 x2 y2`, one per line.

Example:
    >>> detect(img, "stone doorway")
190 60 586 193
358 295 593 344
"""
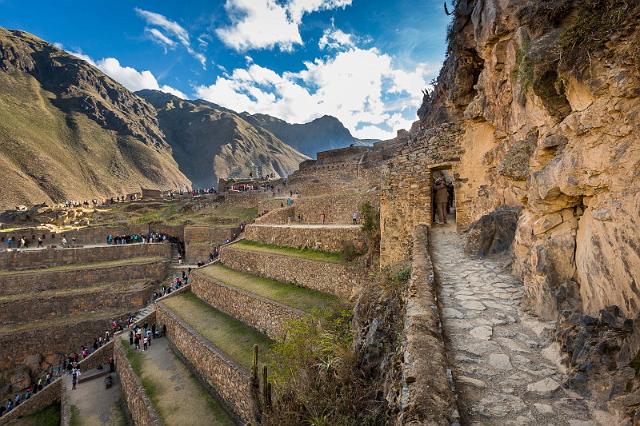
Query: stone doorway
431 168 456 226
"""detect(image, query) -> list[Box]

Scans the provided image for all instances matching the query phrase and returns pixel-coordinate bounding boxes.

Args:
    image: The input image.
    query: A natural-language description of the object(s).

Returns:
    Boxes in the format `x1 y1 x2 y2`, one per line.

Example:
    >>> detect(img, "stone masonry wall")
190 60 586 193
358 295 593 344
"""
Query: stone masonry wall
244 225 365 253
0 380 62 426
380 123 464 267
0 281 154 325
156 303 256 423
190 272 302 340
184 226 239 263
397 225 458 424
115 340 164 426
220 246 362 300
0 260 169 296
0 243 170 271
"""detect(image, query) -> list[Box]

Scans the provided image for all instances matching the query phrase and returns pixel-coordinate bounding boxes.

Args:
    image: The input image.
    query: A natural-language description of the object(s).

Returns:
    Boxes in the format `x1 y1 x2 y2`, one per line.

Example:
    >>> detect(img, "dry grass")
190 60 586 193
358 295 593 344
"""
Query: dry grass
0 279 149 302
0 256 165 277
233 240 342 263
0 309 128 334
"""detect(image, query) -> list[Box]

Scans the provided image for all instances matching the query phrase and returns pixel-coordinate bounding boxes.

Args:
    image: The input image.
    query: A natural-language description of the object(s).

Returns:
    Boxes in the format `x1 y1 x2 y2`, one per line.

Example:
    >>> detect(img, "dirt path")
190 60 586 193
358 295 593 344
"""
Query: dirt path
250 223 360 229
65 370 126 426
132 336 235 426
431 225 610 425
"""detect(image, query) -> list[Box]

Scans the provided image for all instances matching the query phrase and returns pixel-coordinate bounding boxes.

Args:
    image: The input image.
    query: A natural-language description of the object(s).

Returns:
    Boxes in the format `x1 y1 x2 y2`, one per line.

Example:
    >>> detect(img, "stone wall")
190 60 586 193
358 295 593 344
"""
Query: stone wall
184 226 239 263
0 281 154 326
397 225 458 424
255 192 378 225
220 245 362 300
0 381 62 426
156 303 256 423
190 271 302 340
244 225 365 253
0 260 169 296
115 340 164 426
0 314 125 372
380 123 464 267
0 243 171 271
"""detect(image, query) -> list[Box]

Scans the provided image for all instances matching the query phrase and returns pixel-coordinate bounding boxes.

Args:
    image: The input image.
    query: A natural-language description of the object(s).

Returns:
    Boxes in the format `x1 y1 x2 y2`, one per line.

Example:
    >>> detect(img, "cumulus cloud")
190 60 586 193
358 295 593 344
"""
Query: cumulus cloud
64 49 186 99
135 8 206 68
216 0 352 51
318 27 355 50
195 45 436 139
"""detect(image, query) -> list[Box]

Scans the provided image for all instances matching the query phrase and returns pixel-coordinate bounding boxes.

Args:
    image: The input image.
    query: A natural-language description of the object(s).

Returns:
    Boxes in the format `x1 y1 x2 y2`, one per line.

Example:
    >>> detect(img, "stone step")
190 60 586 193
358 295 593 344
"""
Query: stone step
116 335 235 426
191 263 340 339
157 291 271 422
219 240 363 300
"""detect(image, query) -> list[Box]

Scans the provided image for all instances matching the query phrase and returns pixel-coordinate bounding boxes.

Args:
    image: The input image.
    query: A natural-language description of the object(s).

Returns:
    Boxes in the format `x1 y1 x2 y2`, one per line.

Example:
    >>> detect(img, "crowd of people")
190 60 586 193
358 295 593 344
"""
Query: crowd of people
0 267 194 417
106 231 171 245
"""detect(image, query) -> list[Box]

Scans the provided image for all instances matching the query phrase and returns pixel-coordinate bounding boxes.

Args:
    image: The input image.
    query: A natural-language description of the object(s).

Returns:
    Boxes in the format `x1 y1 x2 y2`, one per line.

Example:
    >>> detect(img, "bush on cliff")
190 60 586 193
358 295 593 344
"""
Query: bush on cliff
359 201 380 265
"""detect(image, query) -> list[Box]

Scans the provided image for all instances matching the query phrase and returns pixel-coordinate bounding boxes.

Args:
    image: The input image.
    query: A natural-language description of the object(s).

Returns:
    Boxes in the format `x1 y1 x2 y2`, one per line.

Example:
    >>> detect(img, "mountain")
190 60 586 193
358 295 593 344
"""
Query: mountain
137 90 308 189
241 113 374 158
0 28 190 208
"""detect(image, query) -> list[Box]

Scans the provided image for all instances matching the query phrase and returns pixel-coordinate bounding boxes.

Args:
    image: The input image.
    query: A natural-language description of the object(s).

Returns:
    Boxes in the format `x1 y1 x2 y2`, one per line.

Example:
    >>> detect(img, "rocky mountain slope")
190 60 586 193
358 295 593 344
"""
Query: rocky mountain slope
242 113 371 158
0 29 190 208
138 90 308 189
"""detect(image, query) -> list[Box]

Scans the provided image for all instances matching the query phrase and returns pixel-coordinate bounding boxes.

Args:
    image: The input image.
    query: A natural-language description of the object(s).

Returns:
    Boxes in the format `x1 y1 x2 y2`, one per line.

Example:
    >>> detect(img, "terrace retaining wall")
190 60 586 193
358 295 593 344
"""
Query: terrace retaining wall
184 226 239 263
244 225 365 253
156 303 256 423
190 271 302 340
219 245 362 300
0 380 62 425
0 260 169 296
115 340 164 426
0 282 154 326
0 243 171 271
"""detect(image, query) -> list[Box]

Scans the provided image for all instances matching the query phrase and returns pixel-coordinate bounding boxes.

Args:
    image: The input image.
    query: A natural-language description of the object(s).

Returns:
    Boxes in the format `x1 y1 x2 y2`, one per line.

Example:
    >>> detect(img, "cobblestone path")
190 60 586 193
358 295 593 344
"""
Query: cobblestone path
431 225 607 425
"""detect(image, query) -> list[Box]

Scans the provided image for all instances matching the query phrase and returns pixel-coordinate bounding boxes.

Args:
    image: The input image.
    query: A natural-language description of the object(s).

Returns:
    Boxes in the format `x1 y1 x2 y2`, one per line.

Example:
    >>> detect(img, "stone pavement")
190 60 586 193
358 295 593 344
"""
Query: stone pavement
250 223 361 229
430 225 612 425
65 369 125 426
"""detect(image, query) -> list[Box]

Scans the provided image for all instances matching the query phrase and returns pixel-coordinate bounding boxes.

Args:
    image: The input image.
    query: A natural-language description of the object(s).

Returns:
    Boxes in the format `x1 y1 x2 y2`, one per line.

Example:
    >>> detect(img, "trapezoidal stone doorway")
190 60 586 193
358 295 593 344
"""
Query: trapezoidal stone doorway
430 167 456 229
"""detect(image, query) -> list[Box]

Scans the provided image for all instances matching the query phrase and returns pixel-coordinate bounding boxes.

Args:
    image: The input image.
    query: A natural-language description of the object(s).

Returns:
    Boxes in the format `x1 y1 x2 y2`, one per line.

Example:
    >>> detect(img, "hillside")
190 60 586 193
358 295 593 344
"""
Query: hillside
242 113 372 158
138 90 308 189
0 29 190 209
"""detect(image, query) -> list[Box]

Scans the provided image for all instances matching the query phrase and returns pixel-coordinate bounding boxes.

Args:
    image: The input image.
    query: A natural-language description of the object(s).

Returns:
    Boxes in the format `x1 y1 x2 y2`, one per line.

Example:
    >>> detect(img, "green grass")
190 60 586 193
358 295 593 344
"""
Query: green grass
200 264 341 312
69 405 80 426
122 340 160 401
233 240 342 263
12 403 61 426
0 256 166 277
161 292 273 370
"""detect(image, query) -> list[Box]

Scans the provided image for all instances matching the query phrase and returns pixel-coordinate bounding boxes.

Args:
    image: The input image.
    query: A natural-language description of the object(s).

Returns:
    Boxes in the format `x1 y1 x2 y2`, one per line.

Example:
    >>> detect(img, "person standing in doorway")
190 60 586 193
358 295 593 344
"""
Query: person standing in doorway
434 178 449 225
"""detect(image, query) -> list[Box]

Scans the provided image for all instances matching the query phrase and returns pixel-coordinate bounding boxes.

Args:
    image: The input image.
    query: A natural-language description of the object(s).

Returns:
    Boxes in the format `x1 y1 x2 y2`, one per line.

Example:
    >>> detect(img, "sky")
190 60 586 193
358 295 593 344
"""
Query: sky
0 0 450 139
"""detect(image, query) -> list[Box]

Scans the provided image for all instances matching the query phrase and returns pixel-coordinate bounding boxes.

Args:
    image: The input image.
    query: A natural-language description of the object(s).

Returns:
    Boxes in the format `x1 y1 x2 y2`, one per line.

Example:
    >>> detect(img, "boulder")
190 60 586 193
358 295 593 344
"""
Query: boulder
464 206 521 256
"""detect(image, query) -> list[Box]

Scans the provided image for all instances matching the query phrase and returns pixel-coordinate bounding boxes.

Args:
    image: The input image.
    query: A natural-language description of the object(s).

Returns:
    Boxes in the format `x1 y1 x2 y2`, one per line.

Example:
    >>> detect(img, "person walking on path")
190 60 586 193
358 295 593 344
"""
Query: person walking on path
434 177 450 224
352 211 360 225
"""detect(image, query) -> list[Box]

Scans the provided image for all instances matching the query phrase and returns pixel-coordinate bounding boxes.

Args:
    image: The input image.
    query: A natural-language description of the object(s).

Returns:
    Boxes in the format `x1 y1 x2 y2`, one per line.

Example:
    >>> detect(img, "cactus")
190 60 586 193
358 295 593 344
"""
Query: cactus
262 365 268 405
266 382 272 410
252 344 259 381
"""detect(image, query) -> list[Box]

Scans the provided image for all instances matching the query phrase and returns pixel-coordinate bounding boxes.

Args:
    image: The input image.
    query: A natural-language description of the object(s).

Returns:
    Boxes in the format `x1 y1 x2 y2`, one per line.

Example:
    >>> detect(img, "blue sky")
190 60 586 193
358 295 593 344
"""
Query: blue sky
0 0 450 139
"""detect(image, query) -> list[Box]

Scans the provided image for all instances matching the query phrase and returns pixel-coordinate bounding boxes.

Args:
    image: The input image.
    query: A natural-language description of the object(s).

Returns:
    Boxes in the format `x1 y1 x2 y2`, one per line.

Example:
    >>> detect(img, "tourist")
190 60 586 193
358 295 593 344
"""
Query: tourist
143 336 148 351
321 212 326 224
37 236 43 248
352 211 359 225
434 177 449 225
71 369 79 390
61 236 68 247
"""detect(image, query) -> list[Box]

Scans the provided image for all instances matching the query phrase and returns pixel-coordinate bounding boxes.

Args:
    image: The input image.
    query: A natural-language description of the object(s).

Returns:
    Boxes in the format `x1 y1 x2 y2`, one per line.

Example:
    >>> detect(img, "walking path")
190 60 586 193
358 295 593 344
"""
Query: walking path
65 369 125 426
120 335 234 426
431 225 609 425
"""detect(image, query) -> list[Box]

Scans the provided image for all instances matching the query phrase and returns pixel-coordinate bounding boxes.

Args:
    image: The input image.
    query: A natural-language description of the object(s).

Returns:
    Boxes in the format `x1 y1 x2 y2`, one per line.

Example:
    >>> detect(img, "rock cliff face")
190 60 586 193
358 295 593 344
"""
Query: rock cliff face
242 113 371 158
417 0 640 321
138 90 308 189
0 29 190 208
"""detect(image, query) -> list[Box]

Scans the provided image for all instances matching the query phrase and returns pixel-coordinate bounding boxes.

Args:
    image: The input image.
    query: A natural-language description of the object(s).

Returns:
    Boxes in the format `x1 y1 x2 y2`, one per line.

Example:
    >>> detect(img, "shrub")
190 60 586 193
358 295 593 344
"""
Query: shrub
339 240 358 262
359 202 380 263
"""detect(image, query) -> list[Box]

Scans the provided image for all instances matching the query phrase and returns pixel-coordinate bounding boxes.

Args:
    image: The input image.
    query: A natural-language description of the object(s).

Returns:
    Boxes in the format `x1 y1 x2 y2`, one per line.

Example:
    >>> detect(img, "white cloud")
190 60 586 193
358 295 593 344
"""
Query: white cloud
146 28 177 48
215 0 352 52
63 48 186 99
195 45 436 139
135 8 206 68
318 27 355 50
